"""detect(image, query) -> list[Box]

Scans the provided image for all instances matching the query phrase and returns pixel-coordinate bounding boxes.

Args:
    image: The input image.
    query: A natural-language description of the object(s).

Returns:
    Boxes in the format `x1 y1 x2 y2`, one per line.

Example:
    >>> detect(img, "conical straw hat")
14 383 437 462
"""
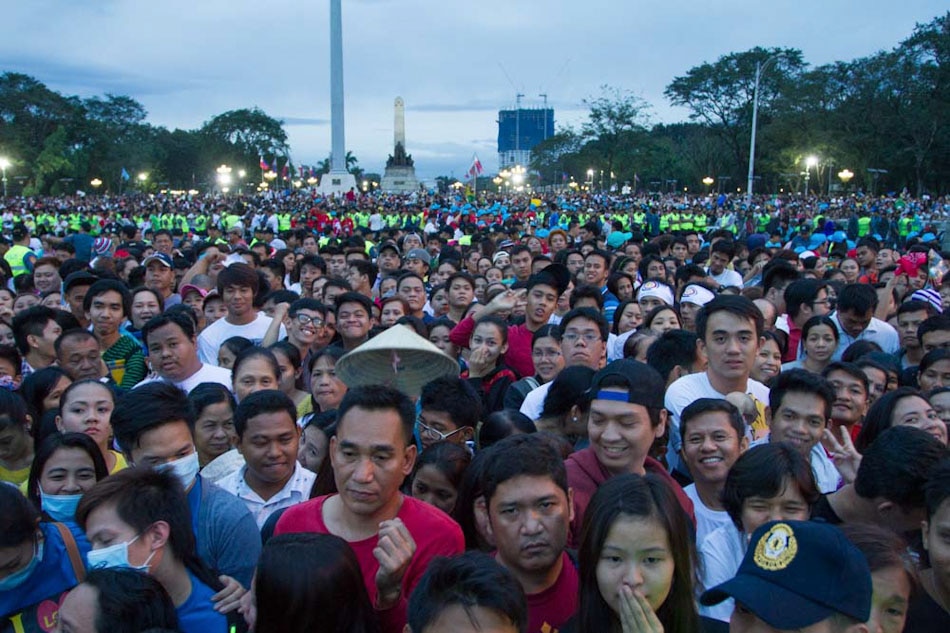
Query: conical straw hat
335 324 459 398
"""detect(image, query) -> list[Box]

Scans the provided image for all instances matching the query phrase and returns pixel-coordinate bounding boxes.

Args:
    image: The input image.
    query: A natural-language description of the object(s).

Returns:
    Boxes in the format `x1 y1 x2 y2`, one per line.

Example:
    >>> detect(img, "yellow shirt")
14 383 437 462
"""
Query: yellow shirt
110 450 128 475
0 462 31 487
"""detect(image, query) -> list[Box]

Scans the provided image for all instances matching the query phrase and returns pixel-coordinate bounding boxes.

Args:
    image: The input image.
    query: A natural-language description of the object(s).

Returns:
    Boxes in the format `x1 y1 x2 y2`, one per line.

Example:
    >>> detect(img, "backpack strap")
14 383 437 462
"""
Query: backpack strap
53 522 86 583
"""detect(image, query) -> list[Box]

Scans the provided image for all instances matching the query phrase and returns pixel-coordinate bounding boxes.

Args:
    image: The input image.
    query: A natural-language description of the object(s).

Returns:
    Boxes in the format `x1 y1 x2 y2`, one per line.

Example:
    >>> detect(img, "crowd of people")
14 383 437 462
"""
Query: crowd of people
1 187 950 633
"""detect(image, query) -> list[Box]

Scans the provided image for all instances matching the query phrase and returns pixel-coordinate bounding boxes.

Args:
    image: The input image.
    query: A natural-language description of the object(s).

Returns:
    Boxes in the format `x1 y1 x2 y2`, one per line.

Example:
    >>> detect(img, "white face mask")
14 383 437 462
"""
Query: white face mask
87 534 155 572
154 451 200 489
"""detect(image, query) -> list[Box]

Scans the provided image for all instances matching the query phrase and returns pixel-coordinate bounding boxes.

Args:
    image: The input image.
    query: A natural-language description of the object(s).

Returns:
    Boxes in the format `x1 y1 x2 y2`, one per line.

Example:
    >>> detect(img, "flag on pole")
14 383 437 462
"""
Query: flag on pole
467 154 483 179
120 167 130 181
260 156 271 171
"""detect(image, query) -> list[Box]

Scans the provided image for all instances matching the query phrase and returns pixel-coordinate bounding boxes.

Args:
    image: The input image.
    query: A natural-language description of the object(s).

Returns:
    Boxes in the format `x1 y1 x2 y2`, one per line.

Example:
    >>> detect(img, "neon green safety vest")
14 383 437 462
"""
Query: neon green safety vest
857 217 871 237
4 244 32 277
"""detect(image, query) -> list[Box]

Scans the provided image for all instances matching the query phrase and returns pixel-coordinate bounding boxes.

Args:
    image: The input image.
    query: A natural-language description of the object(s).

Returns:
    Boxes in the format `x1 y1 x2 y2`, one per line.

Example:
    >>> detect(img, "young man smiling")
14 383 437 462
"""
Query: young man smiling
83 279 146 389
140 312 232 393
679 398 749 545
197 263 284 366
564 359 694 548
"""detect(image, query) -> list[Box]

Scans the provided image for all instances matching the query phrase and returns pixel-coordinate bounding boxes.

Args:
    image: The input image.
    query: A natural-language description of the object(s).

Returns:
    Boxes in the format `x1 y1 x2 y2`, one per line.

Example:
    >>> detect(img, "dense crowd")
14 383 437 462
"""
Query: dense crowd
1 187 950 633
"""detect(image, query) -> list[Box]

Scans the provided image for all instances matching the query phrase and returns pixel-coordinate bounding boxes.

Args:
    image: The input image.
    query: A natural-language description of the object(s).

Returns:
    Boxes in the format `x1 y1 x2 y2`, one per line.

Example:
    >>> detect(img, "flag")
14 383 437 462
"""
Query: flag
260 156 271 171
281 164 289 179
467 154 483 179
121 167 130 181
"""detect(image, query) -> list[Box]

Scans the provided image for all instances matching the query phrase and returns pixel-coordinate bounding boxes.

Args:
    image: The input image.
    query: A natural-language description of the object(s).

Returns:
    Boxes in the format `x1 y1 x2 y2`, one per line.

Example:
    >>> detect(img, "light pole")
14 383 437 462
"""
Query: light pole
702 176 714 192
746 54 783 205
90 178 102 195
837 169 854 192
0 156 9 197
802 156 817 195
587 168 595 192
216 164 233 194
137 172 148 191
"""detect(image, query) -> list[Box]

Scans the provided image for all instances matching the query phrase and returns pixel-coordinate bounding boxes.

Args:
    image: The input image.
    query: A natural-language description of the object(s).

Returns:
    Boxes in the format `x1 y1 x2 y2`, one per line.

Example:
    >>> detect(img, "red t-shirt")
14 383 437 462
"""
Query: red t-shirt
274 494 464 633
523 552 579 633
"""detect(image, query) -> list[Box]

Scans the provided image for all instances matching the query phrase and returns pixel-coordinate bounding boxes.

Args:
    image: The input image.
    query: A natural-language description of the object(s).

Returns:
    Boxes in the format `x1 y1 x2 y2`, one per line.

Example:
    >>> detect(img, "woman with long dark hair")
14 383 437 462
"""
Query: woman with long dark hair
574 473 702 633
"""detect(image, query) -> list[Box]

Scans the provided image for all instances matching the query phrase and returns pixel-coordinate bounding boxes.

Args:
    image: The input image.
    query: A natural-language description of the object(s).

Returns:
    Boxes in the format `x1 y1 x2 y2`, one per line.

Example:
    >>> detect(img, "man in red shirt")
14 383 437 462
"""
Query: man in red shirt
481 434 579 633
274 385 463 633
450 264 570 378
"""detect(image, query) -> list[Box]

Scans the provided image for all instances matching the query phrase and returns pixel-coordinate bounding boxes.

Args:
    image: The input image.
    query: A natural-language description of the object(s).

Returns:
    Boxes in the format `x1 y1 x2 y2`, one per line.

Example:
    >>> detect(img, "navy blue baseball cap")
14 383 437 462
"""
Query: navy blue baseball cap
587 359 666 410
700 520 871 629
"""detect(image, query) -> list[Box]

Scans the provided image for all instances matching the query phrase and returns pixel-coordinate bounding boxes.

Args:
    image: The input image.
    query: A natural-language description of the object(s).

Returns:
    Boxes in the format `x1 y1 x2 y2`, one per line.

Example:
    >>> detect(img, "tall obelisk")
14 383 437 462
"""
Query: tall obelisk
317 0 357 195
380 96 419 192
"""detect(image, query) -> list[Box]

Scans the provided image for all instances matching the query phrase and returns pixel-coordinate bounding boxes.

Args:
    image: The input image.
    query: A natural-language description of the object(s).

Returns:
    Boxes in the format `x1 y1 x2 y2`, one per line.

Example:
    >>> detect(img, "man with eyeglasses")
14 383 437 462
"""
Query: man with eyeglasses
417 376 483 450
263 298 327 391
781 279 833 362
519 307 609 421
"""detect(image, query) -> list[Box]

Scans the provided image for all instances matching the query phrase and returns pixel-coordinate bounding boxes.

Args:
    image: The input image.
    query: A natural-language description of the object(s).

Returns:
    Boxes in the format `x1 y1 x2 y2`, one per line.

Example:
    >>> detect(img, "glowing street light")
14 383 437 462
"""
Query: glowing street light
587 168 595 191
702 176 714 190
838 169 854 184
90 178 102 193
0 156 9 197
803 156 818 195
216 164 233 193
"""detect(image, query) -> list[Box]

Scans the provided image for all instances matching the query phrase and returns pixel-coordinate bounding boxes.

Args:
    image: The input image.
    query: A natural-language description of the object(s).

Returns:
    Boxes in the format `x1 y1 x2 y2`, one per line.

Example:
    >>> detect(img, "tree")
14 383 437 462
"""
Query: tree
581 86 651 183
200 108 290 165
530 127 583 185
665 48 806 179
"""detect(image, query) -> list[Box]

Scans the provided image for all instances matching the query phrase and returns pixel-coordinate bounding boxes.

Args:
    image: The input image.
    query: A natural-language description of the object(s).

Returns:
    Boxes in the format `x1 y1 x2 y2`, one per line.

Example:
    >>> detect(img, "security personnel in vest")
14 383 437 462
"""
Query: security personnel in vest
693 209 707 235
4 224 37 279
679 208 694 231
193 214 208 236
278 211 291 232
856 212 871 237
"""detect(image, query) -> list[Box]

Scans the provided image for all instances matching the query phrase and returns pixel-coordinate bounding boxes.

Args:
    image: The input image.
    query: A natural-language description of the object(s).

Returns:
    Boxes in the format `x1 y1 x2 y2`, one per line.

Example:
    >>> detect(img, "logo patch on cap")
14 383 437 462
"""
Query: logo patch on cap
753 522 798 571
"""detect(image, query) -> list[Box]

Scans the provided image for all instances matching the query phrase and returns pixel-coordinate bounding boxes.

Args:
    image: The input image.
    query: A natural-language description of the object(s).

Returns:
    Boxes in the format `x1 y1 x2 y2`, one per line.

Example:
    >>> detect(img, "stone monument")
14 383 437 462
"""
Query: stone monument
380 97 420 193
317 0 357 196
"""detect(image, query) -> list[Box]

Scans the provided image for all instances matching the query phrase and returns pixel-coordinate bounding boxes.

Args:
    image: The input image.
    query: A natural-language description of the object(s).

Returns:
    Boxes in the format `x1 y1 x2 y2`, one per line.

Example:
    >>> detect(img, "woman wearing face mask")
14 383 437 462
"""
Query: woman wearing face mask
76 468 237 633
27 432 108 523
0 484 91 626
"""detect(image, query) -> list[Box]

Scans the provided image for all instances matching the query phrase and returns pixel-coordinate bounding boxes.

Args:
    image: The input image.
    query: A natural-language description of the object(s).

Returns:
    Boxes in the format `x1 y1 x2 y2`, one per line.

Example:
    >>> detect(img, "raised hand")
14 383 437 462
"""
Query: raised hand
619 586 664 633
824 426 862 484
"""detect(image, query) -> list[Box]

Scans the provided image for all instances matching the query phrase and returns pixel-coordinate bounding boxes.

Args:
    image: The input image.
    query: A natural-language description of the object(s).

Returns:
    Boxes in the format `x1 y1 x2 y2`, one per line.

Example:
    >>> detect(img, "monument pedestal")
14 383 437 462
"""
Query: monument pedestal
317 170 358 196
381 165 419 193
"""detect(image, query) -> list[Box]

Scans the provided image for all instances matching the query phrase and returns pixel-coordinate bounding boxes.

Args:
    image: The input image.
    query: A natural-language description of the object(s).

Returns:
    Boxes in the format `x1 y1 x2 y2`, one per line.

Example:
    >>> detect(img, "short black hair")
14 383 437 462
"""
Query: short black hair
334 291 373 315
217 262 260 295
407 551 527 633
822 361 870 398
645 330 701 384
569 284 606 310
288 298 327 317
11 305 58 355
420 376 483 431
336 384 416 446
141 311 196 348
54 328 99 358
480 433 568 506
347 259 378 287
299 254 327 274
855 426 947 511
233 389 297 439
918 314 950 346
769 369 836 421
710 239 736 259
81 568 180 633
559 307 609 342
762 261 801 295
82 279 132 318
112 382 195 455
784 279 825 320
721 442 820 531
695 295 764 341
897 299 936 319
925 457 950 520
837 283 878 315
679 398 744 445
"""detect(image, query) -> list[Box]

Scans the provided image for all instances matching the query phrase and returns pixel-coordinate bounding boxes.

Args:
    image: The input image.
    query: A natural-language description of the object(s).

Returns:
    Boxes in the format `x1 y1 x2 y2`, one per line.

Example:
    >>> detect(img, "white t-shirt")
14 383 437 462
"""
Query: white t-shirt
684 484 732 547
664 372 770 472
699 523 747 622
519 382 553 421
749 436 841 494
197 312 285 366
137 363 233 394
707 267 744 289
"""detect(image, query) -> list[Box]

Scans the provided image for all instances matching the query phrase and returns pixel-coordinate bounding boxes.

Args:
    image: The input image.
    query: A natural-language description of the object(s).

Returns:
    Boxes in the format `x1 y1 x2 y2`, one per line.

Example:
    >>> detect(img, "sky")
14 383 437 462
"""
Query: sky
1 0 946 180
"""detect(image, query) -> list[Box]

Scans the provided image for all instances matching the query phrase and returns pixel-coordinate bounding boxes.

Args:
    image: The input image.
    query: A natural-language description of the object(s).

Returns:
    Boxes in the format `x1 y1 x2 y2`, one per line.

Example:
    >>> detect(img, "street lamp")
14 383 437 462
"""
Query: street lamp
803 156 818 195
137 172 148 191
587 168 595 191
307 176 318 187
702 176 714 191
216 164 233 194
0 156 10 197
90 178 102 193
838 169 854 192
746 54 784 205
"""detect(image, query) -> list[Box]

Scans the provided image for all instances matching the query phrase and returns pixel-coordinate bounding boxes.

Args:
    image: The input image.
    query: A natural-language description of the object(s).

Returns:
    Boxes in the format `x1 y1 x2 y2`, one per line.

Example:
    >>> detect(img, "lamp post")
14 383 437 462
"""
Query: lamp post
838 169 854 192
702 176 714 192
803 156 817 196
137 172 148 191
0 156 9 197
746 54 783 205
90 178 102 195
587 168 595 192
216 164 233 194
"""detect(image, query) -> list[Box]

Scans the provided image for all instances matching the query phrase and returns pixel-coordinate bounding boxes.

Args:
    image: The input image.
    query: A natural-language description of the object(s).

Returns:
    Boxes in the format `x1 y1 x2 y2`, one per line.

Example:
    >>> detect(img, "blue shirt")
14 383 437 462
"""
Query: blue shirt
176 570 228 633
0 522 90 621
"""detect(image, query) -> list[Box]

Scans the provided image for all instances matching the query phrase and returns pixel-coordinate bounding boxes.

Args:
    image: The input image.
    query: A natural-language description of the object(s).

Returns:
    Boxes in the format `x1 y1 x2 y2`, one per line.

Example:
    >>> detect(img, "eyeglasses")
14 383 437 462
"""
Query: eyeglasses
417 420 465 442
812 298 836 310
562 332 601 344
532 349 562 359
294 314 325 328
